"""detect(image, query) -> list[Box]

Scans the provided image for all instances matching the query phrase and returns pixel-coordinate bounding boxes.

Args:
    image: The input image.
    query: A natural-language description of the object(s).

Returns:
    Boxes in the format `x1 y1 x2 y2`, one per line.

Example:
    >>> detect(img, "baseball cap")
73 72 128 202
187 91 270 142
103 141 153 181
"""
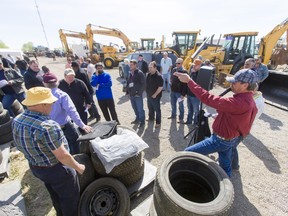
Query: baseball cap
95 62 104 68
22 87 57 106
64 68 75 76
226 69 258 84
43 72 58 83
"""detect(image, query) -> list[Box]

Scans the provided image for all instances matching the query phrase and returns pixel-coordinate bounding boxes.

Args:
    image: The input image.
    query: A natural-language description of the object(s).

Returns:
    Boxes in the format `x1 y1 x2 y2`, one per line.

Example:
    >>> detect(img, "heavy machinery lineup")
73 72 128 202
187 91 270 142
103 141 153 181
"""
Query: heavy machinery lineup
59 18 288 110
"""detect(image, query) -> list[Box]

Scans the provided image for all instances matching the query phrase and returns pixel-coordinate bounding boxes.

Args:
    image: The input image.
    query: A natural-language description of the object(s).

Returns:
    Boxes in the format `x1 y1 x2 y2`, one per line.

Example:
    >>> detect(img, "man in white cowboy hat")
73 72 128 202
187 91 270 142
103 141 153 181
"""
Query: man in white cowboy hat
12 87 85 216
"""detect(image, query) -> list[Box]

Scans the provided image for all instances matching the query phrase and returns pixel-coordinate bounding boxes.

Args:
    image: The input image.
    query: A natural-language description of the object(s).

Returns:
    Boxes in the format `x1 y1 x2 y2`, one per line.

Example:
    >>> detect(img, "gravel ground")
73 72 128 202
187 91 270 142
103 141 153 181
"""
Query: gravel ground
3 57 288 216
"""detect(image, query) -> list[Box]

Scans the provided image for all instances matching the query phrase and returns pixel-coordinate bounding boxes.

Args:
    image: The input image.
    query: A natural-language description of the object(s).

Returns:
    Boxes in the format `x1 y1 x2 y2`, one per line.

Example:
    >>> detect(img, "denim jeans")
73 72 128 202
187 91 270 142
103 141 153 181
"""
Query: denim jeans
170 91 184 120
185 134 242 177
2 92 26 117
130 95 145 123
30 163 80 216
147 96 161 124
62 121 79 155
162 72 171 92
186 95 200 124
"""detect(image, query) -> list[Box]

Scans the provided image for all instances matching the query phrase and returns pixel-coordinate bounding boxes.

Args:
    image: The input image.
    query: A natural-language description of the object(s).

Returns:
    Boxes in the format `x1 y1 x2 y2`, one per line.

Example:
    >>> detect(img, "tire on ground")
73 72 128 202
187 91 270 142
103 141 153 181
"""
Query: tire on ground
0 117 13 137
79 177 130 216
0 131 13 145
90 149 144 177
73 154 99 193
0 109 11 125
11 100 22 114
0 201 24 216
104 58 115 69
79 140 91 156
15 106 25 116
152 152 234 216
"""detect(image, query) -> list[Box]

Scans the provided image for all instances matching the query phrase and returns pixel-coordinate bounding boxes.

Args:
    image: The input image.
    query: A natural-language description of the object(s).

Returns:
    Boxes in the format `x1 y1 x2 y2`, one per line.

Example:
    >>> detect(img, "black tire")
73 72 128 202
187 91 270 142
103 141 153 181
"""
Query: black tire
118 158 145 186
91 149 144 177
15 106 25 116
11 100 22 114
119 67 124 78
0 150 3 165
79 140 91 156
0 131 13 145
153 152 234 216
73 154 99 193
0 109 11 125
0 117 13 136
0 201 24 215
0 102 3 114
79 177 130 216
104 58 115 69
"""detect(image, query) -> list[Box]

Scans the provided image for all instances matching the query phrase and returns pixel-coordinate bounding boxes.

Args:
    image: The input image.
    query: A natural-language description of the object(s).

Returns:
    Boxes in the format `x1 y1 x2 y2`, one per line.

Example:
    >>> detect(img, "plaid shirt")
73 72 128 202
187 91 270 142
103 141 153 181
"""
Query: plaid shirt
12 110 69 167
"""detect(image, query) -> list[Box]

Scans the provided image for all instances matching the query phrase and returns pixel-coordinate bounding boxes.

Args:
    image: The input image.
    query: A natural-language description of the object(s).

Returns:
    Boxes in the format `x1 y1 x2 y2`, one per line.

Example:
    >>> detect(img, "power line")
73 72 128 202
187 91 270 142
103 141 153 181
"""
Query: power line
34 0 50 48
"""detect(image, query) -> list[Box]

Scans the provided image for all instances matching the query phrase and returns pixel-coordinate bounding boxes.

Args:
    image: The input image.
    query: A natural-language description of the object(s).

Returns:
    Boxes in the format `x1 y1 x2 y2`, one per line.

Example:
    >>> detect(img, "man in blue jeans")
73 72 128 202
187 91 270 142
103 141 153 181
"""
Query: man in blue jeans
127 59 146 127
175 69 258 177
169 58 187 123
0 59 26 117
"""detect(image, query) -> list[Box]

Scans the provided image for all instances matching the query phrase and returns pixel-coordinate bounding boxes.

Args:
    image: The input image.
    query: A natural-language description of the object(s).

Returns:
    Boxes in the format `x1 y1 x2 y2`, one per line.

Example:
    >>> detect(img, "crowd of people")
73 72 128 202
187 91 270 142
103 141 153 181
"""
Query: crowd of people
0 52 268 215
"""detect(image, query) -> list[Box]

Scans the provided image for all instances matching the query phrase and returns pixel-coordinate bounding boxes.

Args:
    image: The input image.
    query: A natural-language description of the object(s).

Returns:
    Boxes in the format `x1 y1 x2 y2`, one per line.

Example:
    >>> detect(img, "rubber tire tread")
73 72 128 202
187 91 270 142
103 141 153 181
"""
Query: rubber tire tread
15 106 25 116
0 109 11 125
0 201 24 216
0 131 13 145
73 154 99 193
153 152 234 216
79 177 130 216
11 100 22 113
91 150 144 177
79 140 91 156
118 157 145 186
0 117 13 137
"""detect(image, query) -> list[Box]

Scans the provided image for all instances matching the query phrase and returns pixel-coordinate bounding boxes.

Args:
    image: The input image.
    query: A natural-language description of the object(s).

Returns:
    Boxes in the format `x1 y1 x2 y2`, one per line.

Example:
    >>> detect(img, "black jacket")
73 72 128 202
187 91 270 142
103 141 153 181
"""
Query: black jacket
186 71 199 97
138 60 148 74
58 78 91 110
171 67 187 96
127 69 146 96
75 68 94 95
146 71 163 98
24 68 44 89
0 68 25 95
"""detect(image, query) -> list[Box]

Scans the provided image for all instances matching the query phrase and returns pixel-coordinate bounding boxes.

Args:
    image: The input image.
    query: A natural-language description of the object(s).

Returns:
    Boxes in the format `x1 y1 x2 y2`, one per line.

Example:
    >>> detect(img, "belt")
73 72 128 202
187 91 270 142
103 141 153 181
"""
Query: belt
213 133 237 142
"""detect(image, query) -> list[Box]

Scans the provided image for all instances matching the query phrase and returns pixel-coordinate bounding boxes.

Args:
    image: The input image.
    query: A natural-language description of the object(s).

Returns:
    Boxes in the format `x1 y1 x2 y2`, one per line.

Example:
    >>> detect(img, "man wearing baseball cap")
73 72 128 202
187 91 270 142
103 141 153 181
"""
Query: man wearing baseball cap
12 87 85 216
175 69 258 177
43 72 92 154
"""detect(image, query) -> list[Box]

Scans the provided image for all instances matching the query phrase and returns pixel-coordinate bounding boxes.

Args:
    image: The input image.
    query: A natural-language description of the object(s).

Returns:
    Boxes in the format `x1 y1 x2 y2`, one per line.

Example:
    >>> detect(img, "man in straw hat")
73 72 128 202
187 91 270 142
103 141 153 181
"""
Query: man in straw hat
12 87 85 216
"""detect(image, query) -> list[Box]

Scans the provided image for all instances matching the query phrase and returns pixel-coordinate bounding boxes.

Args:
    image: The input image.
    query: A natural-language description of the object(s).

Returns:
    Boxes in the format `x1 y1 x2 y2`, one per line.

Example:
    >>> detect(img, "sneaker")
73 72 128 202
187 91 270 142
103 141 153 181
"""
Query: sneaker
146 118 154 121
139 122 145 127
155 124 161 128
167 116 176 119
177 119 185 124
131 120 139 124
184 121 192 125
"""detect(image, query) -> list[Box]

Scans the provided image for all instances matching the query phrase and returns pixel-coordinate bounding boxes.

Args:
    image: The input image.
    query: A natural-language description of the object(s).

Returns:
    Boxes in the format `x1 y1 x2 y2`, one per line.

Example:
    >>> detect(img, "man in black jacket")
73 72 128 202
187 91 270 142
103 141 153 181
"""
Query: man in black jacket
58 69 92 126
24 60 44 89
15 56 28 75
168 58 187 123
127 59 146 127
137 54 148 75
71 61 100 122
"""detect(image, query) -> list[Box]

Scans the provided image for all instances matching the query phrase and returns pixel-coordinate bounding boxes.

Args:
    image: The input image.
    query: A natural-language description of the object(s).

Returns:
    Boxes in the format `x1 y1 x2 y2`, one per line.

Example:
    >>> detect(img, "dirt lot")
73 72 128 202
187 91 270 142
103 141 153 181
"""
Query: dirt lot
3 57 288 216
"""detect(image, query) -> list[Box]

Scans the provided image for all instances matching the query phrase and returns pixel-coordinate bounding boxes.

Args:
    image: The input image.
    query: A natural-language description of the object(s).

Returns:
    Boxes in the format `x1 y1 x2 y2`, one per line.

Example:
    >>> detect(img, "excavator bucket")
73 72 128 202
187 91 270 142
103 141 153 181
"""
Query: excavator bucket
261 70 288 110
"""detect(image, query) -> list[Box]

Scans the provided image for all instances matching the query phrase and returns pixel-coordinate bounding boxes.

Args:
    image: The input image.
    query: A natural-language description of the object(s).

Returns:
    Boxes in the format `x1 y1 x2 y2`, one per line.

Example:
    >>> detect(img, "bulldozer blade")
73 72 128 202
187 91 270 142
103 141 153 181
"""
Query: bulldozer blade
261 70 288 111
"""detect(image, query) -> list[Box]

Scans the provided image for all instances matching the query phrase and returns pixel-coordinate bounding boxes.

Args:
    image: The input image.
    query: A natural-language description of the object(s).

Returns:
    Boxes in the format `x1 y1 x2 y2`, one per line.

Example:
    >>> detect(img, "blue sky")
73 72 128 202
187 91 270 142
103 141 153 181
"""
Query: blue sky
1 0 287 50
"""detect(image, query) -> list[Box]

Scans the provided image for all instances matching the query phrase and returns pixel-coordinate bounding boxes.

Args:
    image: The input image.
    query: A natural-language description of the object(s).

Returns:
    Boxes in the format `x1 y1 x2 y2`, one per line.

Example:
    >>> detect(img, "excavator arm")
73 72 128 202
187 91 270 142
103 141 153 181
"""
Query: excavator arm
86 24 137 53
258 17 288 64
59 29 88 54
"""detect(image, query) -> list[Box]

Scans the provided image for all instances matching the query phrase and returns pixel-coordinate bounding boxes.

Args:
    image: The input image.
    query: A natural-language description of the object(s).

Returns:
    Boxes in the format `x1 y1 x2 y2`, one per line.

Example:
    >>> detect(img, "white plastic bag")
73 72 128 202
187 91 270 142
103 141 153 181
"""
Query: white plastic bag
90 127 149 173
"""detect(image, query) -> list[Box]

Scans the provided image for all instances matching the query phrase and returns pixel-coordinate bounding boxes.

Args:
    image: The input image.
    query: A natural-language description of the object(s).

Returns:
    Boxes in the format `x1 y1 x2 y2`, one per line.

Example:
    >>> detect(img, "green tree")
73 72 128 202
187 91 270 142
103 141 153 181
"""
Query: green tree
22 42 34 52
0 40 9 48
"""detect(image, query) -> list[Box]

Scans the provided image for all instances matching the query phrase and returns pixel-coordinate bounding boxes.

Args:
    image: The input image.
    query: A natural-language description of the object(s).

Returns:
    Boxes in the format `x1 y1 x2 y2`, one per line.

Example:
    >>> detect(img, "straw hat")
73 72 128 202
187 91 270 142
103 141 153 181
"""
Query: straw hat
22 87 58 106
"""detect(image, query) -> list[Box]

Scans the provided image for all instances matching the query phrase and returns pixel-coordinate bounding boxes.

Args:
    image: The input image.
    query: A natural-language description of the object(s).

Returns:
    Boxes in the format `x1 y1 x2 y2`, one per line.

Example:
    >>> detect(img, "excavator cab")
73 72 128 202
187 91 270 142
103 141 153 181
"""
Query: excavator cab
140 38 155 50
222 32 257 67
170 31 199 56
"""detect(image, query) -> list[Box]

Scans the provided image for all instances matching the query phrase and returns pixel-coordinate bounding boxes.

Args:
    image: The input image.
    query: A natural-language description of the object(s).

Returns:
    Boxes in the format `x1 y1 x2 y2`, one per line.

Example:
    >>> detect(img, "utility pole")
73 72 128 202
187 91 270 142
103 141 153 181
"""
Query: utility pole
34 0 50 49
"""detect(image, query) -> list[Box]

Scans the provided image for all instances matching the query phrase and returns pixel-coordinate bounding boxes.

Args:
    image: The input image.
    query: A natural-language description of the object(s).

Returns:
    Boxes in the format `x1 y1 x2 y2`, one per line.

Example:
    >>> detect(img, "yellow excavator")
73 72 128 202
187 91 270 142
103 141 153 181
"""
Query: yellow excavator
140 38 155 50
59 29 101 62
86 24 139 68
192 17 288 110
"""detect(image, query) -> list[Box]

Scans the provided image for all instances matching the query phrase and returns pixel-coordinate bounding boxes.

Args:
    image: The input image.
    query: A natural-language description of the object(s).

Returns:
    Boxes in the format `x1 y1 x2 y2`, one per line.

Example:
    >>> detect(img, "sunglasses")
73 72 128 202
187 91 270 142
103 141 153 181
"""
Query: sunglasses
176 63 181 65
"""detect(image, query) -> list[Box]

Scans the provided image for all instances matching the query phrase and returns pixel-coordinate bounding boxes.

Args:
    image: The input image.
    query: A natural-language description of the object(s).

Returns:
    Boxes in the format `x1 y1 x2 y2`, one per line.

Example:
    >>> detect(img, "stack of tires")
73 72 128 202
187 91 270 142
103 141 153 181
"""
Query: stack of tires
73 126 145 216
0 102 13 145
11 100 25 117
150 152 234 216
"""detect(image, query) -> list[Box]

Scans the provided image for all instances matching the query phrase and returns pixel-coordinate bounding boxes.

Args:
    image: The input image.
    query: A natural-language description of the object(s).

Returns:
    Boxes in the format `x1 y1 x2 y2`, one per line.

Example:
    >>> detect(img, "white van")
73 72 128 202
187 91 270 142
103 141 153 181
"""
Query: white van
0 48 24 60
